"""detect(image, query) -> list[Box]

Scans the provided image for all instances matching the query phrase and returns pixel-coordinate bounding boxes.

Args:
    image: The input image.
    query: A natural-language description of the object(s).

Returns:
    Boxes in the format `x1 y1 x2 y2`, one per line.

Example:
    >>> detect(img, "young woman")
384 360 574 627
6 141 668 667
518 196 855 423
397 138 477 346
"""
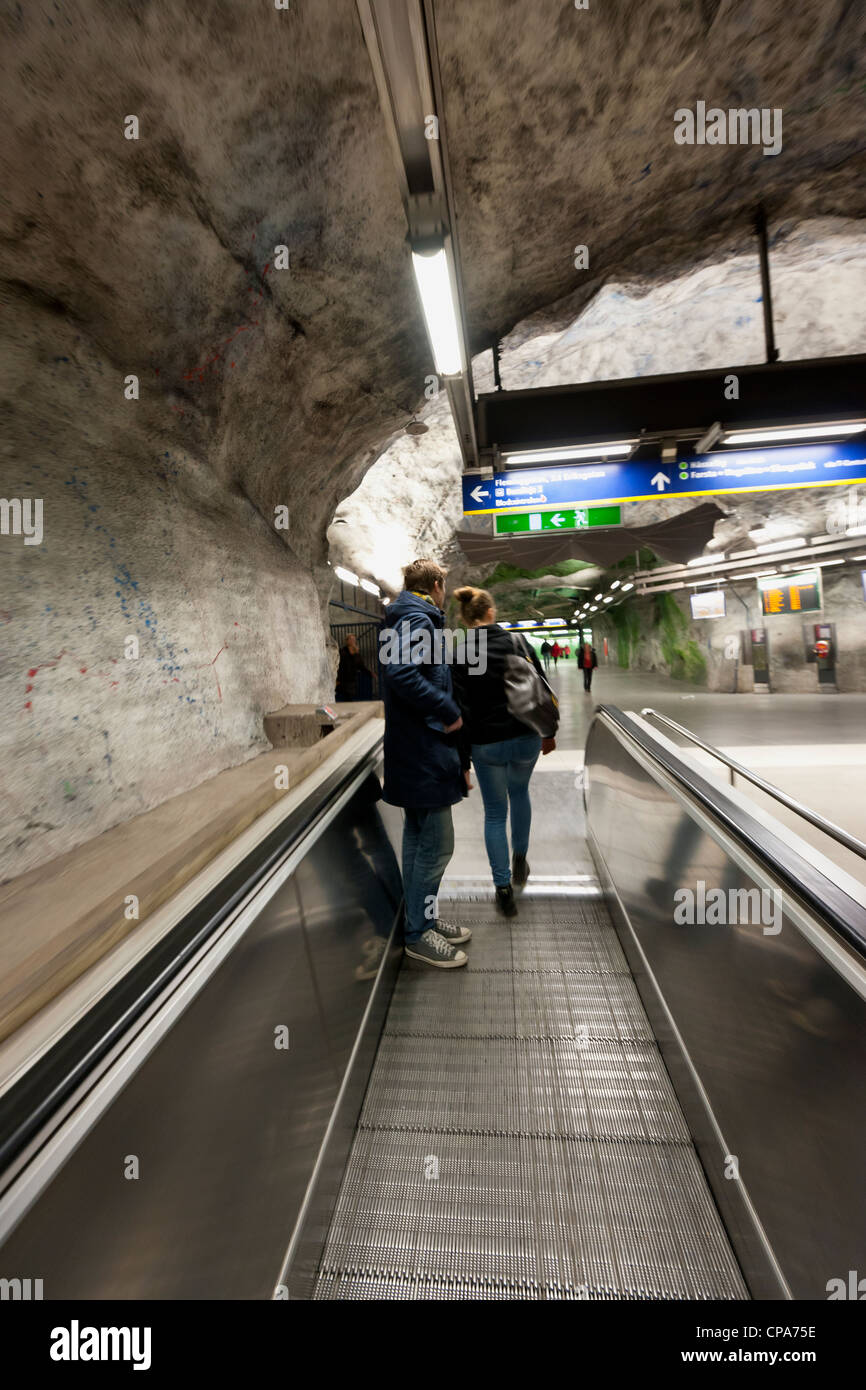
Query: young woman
452 587 556 917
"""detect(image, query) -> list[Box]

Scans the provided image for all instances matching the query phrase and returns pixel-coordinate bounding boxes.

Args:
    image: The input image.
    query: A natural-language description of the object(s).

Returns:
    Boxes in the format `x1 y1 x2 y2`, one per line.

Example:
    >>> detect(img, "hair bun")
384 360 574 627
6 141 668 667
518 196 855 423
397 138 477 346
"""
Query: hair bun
454 586 475 601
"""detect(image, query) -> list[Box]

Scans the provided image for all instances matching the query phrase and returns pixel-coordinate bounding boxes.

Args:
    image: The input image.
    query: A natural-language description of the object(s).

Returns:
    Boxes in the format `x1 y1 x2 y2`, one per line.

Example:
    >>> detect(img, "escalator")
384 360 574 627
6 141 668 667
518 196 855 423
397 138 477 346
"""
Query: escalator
1 705 865 1301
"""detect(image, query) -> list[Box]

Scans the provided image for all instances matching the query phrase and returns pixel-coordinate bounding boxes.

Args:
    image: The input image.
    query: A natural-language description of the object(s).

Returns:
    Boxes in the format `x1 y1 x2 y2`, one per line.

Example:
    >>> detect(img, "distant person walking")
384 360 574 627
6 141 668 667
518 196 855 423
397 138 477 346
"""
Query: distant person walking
551 640 562 670
380 559 471 969
453 586 557 918
335 633 370 702
580 640 598 692
540 639 552 673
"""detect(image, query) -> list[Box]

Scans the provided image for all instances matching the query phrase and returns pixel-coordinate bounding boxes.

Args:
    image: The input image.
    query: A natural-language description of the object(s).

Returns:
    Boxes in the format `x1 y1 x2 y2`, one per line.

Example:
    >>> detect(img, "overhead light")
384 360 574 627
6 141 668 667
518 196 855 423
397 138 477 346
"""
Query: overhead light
722 421 866 445
687 578 729 588
853 554 866 560
410 244 463 377
594 592 603 600
755 537 806 553
360 578 381 595
590 605 598 612
498 622 513 628
621 582 634 591
847 525 866 537
741 570 780 580
517 620 536 627
729 548 757 560
334 567 359 586
544 617 565 625
503 439 638 466
696 421 724 453
812 558 844 567
687 554 724 566
749 524 797 544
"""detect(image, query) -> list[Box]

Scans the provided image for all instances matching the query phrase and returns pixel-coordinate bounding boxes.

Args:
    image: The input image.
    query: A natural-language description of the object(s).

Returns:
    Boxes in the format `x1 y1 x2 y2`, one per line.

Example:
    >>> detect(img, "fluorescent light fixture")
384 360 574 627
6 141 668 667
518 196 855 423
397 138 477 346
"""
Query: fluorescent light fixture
687 578 729 588
544 617 566 625
621 582 634 591
755 537 806 554
729 548 757 560
594 592 603 601
518 620 536 627
812 558 844 567
503 439 637 466
722 421 866 445
334 567 359 586
749 524 796 544
603 594 614 602
360 578 380 595
742 570 780 580
498 622 512 628
687 554 723 567
590 605 598 612
610 580 620 589
846 525 866 537
410 246 463 377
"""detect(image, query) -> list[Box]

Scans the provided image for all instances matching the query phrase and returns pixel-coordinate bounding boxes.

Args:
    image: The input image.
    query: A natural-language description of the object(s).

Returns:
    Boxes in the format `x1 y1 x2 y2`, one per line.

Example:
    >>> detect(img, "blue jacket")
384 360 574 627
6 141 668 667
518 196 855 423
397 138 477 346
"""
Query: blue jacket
380 590 464 809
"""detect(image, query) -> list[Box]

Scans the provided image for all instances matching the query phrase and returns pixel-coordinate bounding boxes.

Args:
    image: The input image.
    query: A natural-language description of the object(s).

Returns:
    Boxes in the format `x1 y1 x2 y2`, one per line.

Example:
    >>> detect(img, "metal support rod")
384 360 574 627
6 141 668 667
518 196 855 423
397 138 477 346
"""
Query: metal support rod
492 338 502 392
754 205 779 364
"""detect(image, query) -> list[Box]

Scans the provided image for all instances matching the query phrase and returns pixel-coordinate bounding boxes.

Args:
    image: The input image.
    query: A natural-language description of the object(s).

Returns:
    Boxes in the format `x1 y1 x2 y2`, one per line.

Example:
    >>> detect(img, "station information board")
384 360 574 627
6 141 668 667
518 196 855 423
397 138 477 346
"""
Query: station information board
758 570 821 616
462 441 866 515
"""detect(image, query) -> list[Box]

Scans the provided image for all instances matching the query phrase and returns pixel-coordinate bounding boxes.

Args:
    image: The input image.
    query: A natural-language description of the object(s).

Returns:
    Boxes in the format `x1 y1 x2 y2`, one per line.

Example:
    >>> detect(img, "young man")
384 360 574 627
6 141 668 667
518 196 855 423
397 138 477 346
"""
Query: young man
380 559 471 968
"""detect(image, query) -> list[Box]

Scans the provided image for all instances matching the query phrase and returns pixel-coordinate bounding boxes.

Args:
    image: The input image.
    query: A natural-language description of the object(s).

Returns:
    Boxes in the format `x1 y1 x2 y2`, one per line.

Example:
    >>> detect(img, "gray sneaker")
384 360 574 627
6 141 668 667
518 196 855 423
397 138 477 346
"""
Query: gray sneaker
405 929 468 969
435 918 472 945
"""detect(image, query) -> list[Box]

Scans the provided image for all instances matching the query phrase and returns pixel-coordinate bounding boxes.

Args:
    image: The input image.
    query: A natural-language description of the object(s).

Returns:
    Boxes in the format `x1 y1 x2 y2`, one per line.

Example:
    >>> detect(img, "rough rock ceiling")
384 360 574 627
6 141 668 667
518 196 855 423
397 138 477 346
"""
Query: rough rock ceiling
438 0 866 351
2 1 864 565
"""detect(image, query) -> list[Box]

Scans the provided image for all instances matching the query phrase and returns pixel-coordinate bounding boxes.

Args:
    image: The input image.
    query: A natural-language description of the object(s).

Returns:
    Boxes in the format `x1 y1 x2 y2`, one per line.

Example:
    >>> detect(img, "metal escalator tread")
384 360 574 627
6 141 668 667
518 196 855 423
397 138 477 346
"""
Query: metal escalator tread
313 897 747 1301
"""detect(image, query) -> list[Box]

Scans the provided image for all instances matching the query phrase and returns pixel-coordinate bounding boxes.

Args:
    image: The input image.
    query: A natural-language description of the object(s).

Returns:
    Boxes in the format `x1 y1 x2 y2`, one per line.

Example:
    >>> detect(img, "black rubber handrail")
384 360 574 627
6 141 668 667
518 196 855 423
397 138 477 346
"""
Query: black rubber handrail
592 704 866 962
0 736 384 1179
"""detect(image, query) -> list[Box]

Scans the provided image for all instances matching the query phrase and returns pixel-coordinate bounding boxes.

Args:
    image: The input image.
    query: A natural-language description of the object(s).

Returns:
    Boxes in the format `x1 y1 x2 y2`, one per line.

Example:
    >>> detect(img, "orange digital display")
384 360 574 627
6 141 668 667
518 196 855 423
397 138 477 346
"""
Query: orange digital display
758 570 820 617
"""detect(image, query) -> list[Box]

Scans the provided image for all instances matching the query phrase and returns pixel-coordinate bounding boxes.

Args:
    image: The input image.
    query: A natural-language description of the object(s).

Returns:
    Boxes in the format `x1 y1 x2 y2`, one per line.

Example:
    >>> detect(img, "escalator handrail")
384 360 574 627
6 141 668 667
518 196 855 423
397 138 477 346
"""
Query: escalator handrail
0 734 384 1181
590 704 866 962
640 707 866 861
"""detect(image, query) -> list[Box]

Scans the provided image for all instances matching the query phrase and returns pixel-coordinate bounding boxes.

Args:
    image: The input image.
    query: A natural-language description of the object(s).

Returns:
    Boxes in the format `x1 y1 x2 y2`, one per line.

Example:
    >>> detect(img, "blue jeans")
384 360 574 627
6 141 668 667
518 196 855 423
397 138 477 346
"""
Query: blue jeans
401 806 455 942
471 734 542 886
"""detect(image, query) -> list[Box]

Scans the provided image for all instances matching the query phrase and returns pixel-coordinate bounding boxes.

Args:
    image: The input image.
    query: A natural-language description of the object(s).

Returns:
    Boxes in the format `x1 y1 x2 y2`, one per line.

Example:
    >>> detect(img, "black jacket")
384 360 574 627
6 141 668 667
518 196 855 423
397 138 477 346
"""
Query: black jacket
380 590 464 809
452 626 545 757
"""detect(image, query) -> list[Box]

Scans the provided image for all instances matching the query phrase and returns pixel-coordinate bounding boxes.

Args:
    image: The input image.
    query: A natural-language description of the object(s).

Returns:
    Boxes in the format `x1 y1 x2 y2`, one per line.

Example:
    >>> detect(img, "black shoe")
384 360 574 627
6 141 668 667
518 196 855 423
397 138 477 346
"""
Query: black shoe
495 884 518 918
512 852 529 887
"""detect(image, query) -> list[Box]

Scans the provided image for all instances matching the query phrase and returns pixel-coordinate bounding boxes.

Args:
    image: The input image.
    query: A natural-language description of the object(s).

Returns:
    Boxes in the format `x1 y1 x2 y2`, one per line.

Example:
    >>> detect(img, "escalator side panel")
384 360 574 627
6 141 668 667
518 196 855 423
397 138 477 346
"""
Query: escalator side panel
585 716 866 1300
0 765 402 1299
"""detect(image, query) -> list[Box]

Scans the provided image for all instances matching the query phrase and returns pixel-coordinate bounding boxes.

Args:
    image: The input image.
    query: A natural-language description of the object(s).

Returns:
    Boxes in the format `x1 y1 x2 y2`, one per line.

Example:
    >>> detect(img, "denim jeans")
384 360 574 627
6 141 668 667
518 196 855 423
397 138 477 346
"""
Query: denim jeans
471 733 542 886
401 805 455 942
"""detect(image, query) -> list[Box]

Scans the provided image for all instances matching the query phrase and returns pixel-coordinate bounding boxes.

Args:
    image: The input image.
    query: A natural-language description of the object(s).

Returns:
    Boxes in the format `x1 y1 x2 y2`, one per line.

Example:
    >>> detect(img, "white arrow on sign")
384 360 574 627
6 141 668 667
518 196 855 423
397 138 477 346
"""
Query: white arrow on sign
470 484 490 504
651 471 671 492
549 513 566 527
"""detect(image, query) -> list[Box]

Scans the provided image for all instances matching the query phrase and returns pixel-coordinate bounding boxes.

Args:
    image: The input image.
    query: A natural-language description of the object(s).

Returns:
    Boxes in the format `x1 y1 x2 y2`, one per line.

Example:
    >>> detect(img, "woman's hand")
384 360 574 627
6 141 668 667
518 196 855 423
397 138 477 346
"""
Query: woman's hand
541 737 556 755
464 769 473 791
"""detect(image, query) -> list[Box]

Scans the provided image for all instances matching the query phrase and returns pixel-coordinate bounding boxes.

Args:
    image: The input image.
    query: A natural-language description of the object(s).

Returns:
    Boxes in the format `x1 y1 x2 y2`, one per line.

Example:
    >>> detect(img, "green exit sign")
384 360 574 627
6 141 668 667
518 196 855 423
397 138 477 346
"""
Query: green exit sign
495 504 621 535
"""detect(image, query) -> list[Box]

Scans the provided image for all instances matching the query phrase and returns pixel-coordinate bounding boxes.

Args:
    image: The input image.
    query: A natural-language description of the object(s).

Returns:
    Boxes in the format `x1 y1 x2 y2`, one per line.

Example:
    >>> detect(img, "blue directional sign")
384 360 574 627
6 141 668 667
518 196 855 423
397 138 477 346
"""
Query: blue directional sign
462 441 866 514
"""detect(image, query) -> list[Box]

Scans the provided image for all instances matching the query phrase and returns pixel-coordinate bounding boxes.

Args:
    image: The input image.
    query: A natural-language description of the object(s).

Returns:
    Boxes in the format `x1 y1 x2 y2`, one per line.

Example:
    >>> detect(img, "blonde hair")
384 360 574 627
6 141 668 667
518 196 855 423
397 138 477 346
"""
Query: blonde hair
454 585 495 625
403 558 447 594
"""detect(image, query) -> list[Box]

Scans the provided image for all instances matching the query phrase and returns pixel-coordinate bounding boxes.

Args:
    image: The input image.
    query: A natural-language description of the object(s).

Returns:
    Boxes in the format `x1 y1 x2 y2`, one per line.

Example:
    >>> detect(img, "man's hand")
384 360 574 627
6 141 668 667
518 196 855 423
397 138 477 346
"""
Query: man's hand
443 715 463 733
463 769 473 791
541 737 556 755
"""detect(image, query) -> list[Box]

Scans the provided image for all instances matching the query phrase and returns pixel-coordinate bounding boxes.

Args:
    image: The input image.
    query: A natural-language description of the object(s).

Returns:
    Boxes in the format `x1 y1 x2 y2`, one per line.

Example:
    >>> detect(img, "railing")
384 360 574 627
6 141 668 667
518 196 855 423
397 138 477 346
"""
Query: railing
640 707 866 862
